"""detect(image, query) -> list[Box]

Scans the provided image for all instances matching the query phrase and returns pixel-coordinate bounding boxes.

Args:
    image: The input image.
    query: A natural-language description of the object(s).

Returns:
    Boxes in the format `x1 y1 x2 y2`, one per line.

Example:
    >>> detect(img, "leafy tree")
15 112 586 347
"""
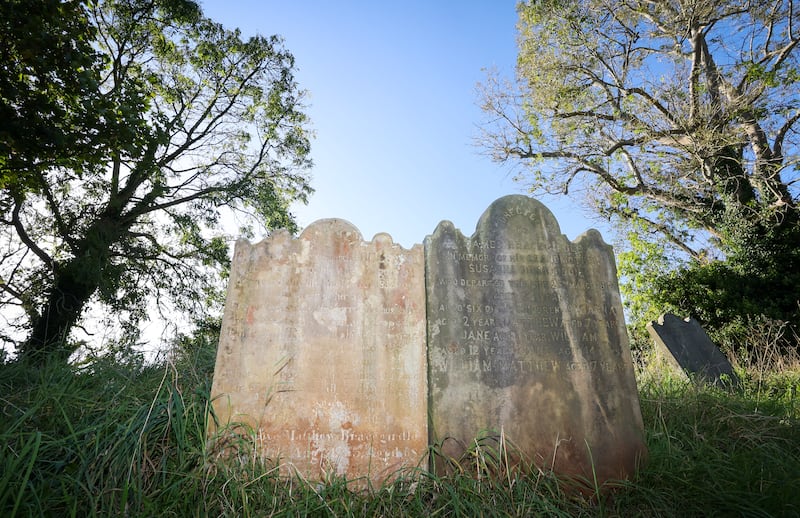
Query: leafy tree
1 0 312 363
1 0 112 192
480 0 800 345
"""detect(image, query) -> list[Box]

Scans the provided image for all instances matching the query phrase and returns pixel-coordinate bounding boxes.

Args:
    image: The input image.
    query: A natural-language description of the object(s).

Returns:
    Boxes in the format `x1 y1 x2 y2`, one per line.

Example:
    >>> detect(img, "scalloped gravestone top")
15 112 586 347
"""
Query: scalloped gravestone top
425 195 646 485
209 219 427 485
646 313 739 388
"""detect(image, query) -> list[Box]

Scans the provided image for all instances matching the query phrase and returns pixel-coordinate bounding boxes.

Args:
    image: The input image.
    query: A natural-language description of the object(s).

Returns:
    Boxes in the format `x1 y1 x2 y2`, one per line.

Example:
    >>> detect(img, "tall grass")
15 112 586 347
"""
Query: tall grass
1 340 798 517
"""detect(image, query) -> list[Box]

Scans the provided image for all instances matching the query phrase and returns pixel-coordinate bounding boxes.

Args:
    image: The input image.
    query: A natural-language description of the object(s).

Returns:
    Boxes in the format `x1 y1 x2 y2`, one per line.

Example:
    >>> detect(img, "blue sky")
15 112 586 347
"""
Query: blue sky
200 1 602 248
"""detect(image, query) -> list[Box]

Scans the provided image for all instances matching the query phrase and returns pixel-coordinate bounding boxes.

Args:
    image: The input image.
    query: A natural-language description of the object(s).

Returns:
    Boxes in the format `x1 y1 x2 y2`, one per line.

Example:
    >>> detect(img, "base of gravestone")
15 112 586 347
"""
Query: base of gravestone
206 421 431 492
428 429 645 496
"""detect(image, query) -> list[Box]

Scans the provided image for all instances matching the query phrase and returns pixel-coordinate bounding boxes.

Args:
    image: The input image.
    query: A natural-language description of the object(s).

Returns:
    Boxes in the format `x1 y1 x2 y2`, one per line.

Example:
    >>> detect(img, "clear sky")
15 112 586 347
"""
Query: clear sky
199 1 604 249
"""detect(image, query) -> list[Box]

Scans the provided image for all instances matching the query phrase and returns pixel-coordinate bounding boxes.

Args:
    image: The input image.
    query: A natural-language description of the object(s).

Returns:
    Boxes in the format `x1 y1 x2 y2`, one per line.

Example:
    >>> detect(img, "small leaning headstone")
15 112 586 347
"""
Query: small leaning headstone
209 219 428 485
425 195 646 487
646 313 739 388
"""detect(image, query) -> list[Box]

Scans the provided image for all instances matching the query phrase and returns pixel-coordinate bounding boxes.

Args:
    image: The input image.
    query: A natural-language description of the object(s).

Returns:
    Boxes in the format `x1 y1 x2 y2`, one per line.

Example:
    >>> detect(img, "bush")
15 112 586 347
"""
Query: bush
649 211 800 356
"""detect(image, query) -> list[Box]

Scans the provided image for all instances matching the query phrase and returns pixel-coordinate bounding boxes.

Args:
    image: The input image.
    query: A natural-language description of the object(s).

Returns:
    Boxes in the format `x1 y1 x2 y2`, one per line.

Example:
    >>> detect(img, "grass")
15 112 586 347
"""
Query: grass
0 343 798 517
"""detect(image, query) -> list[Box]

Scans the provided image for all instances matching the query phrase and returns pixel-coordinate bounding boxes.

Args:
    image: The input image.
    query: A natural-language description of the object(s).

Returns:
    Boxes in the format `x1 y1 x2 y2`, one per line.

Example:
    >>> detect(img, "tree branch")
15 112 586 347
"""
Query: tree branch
615 205 704 261
10 195 53 268
773 110 800 161
160 53 264 167
34 171 77 254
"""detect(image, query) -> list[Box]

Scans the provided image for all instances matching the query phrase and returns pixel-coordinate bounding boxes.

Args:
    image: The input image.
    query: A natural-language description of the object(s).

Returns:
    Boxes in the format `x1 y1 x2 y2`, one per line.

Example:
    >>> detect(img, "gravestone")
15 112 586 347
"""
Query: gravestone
425 195 645 486
646 313 739 388
209 219 428 485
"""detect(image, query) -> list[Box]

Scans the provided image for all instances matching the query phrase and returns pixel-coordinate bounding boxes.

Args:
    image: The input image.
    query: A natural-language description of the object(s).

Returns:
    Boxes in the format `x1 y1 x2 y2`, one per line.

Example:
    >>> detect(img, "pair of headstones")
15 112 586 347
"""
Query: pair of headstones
209 195 646 488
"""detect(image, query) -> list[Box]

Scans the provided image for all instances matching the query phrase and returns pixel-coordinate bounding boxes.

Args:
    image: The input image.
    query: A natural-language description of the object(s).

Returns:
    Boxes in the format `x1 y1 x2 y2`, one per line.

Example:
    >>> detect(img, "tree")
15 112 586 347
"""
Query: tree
1 0 112 193
479 0 800 344
1 0 312 363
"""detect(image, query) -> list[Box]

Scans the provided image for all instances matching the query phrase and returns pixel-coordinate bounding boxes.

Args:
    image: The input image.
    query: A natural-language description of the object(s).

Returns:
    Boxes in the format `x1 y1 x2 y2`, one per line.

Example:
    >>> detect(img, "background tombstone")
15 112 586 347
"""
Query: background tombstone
646 313 740 388
425 195 646 486
209 219 427 485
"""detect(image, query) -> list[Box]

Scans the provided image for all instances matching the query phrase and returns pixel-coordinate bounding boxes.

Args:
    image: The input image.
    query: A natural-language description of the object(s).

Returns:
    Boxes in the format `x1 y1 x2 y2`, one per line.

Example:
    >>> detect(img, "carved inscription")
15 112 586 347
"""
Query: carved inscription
425 195 646 486
210 220 427 485
432 246 622 376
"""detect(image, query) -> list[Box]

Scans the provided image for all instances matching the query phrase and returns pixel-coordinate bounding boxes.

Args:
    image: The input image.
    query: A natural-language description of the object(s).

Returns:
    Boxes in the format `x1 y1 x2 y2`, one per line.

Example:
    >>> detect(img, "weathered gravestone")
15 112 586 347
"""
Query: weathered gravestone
425 195 645 486
209 219 428 485
646 313 739 388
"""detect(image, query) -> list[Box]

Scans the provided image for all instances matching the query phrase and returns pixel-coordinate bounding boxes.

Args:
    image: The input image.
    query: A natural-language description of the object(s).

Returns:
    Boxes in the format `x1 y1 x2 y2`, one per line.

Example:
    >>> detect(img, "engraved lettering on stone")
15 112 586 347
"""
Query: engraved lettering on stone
425 195 646 487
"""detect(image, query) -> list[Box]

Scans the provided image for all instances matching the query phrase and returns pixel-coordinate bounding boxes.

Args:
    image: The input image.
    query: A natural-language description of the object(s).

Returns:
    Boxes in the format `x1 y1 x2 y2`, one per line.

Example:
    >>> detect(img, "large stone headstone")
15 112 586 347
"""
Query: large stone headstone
209 219 427 485
425 195 645 485
646 313 739 388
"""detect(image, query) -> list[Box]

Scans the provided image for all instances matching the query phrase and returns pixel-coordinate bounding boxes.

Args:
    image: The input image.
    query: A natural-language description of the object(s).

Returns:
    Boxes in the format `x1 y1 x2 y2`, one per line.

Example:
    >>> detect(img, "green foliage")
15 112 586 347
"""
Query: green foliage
630 377 800 516
648 205 800 352
617 231 671 327
0 0 312 362
0 352 210 515
1 337 798 516
0 0 114 193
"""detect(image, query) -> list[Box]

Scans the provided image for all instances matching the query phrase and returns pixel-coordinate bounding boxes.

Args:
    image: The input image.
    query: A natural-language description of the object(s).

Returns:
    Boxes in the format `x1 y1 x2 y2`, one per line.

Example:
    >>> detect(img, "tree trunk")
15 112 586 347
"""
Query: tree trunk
20 262 101 364
20 218 121 364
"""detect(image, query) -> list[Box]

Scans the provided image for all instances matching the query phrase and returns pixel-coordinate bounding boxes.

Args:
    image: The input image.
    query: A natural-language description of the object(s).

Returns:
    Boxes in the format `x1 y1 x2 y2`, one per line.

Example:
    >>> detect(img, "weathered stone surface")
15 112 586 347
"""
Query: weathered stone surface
425 195 645 485
209 219 427 484
646 313 739 388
